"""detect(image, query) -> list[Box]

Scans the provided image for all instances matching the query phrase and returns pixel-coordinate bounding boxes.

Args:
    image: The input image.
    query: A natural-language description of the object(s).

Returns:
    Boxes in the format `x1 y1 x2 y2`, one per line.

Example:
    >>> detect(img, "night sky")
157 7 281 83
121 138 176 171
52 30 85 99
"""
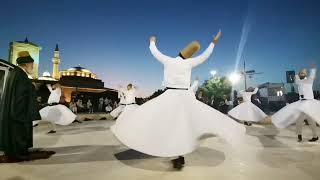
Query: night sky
1 0 320 96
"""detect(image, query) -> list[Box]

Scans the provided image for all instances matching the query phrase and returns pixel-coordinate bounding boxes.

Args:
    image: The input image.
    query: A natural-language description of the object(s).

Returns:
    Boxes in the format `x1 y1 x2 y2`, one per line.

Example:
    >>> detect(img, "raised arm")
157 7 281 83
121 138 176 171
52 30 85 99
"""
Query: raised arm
309 65 317 80
149 36 174 64
252 87 259 94
189 30 221 67
188 43 215 67
118 88 124 98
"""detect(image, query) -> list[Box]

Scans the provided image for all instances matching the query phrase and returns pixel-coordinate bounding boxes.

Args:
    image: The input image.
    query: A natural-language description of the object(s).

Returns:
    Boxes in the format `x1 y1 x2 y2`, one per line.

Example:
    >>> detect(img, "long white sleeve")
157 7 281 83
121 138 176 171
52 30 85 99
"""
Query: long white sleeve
309 68 317 80
149 41 174 64
252 87 258 94
189 43 215 67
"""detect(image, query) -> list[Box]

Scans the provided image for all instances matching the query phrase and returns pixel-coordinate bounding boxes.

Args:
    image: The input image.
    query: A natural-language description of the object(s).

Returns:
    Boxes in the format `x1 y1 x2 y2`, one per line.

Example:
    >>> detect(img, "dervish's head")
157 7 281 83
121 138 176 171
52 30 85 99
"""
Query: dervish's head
179 41 200 59
299 69 308 80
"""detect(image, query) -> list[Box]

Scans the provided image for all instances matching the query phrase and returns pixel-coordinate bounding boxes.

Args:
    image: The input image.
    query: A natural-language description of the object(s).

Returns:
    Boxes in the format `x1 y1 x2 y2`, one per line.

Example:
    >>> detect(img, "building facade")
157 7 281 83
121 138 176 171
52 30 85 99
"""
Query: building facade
8 38 41 79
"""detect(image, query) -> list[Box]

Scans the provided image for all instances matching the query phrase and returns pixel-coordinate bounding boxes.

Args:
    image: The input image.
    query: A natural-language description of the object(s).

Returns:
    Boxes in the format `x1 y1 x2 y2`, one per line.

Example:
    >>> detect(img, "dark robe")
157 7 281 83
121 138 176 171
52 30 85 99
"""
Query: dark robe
0 66 40 158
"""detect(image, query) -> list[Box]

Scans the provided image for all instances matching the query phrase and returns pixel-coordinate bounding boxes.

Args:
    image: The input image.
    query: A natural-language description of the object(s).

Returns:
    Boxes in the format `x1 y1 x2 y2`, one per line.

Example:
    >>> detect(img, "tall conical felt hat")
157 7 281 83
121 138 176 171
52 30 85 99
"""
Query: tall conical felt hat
179 41 200 59
16 51 34 64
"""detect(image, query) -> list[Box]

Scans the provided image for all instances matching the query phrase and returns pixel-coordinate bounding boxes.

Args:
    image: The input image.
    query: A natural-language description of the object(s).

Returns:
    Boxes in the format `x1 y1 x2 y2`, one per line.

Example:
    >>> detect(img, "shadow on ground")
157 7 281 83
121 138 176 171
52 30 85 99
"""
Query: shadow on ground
21 145 225 172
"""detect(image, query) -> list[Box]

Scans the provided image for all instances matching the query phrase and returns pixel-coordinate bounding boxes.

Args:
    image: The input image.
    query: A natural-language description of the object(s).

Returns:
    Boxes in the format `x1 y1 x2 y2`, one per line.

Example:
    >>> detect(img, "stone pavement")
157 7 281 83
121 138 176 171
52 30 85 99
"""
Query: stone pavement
1 120 320 180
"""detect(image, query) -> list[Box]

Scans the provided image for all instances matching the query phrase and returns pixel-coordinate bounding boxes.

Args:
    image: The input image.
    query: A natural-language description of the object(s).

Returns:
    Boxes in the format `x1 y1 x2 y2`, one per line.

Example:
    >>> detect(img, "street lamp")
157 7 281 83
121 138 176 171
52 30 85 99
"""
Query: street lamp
241 60 263 89
210 70 217 77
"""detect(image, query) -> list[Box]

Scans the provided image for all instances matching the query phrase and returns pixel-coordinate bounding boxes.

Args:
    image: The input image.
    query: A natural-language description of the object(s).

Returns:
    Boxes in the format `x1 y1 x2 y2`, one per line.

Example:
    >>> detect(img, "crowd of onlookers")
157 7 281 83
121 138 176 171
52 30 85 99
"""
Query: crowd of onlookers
196 89 320 115
36 88 320 115
195 89 265 114
68 97 119 114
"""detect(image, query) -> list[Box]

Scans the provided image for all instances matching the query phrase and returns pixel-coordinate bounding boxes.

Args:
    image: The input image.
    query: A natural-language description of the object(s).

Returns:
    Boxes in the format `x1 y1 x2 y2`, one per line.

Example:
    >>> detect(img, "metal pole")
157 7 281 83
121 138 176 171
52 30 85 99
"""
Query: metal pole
244 60 247 90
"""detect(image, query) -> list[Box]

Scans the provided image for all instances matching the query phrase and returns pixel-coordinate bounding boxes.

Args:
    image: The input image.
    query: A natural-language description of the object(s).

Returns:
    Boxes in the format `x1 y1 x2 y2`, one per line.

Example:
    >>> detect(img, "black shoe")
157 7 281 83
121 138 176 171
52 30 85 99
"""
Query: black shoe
179 156 185 165
298 135 302 142
47 130 56 134
244 122 252 126
33 124 38 127
73 120 82 123
308 137 319 142
171 158 183 170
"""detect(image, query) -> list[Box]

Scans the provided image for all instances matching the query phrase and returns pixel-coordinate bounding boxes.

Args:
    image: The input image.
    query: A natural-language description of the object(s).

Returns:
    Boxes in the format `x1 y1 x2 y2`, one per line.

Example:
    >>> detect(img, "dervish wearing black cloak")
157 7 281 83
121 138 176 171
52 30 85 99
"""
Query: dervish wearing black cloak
0 51 55 163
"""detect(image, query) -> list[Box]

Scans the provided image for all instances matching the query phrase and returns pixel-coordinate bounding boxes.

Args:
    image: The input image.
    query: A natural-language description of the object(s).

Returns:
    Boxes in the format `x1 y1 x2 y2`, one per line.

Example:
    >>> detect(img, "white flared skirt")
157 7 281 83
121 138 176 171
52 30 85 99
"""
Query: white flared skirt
298 99 320 124
40 104 76 125
111 89 246 157
110 105 125 118
116 104 139 121
271 100 309 128
228 102 267 122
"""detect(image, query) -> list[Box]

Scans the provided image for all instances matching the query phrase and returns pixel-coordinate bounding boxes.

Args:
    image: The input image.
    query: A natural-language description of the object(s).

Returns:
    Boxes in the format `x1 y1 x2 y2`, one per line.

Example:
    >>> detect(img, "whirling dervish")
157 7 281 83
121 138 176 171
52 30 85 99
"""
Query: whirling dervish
272 64 319 142
228 87 267 125
39 83 76 134
111 31 247 170
112 83 139 121
110 85 127 119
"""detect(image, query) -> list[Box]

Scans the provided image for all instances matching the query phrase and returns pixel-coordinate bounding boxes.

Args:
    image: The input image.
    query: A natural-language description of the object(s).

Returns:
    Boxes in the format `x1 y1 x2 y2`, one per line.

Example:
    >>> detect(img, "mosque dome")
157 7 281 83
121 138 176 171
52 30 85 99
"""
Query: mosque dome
42 71 51 77
60 66 97 79
38 71 57 81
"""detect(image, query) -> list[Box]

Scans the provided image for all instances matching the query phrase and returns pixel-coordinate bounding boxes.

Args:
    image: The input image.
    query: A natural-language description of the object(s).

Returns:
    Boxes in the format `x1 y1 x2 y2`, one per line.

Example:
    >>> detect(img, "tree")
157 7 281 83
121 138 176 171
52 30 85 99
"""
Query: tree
198 76 232 109
140 89 165 104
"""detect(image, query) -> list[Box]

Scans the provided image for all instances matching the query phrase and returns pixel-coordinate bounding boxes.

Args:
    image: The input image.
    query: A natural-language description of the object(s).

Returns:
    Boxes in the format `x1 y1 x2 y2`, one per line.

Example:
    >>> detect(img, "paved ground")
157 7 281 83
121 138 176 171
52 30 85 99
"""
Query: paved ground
1 120 320 180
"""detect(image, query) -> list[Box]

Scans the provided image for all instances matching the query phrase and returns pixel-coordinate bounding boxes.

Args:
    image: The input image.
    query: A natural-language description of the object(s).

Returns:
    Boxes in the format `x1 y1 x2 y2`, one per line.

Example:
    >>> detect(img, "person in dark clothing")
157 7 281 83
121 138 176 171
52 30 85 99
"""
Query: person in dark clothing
233 90 239 107
0 51 55 163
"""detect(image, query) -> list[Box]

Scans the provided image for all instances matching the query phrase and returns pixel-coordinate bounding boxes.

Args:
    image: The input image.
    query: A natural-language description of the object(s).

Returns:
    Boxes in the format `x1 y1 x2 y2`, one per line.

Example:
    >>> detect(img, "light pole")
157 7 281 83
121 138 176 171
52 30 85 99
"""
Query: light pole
241 60 263 90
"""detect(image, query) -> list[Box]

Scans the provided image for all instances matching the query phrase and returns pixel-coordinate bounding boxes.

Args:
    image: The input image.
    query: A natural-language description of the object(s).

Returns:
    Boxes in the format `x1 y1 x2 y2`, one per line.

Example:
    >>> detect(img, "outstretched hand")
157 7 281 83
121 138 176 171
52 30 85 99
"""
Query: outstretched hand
213 30 222 44
150 36 157 44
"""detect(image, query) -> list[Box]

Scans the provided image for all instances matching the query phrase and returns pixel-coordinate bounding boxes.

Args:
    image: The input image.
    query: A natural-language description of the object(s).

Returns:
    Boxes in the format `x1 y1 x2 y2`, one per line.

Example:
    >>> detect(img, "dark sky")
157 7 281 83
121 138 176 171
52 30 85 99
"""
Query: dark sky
0 0 319 95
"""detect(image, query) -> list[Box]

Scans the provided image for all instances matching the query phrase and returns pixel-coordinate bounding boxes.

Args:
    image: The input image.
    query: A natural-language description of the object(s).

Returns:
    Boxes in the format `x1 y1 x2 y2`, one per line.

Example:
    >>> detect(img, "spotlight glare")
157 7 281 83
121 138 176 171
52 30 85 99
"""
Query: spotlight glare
228 73 241 84
210 70 217 77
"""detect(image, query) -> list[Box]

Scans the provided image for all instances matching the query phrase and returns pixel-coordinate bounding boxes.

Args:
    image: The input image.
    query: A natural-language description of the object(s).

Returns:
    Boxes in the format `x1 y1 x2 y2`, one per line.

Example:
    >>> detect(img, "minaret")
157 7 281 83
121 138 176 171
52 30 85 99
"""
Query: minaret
52 44 61 79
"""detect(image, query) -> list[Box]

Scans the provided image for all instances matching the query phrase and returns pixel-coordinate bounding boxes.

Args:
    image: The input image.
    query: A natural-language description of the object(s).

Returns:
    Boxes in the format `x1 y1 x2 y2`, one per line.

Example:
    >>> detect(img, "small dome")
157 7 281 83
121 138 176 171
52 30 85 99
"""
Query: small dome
43 71 51 77
67 66 92 73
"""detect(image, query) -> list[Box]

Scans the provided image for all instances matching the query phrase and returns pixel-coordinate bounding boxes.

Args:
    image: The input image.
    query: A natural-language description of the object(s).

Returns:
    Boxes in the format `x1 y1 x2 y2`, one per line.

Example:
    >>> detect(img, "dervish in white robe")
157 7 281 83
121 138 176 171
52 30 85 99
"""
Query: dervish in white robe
111 32 247 169
39 84 76 133
272 66 319 142
228 87 267 123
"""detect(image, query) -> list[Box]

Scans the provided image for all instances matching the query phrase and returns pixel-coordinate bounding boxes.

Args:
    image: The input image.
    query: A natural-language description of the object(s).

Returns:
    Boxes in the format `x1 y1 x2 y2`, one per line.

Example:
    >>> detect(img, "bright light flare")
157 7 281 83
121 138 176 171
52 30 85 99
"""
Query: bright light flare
210 70 217 77
228 73 241 84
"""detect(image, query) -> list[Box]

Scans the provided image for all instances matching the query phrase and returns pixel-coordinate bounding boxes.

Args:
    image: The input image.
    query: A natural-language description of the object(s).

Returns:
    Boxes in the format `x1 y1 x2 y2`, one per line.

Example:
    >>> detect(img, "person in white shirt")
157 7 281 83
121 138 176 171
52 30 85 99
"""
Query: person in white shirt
39 83 76 133
111 31 247 170
228 87 267 126
69 99 77 114
272 65 319 142
104 97 110 106
105 104 113 113
110 86 126 119
112 84 139 121
87 99 93 114
98 97 104 111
